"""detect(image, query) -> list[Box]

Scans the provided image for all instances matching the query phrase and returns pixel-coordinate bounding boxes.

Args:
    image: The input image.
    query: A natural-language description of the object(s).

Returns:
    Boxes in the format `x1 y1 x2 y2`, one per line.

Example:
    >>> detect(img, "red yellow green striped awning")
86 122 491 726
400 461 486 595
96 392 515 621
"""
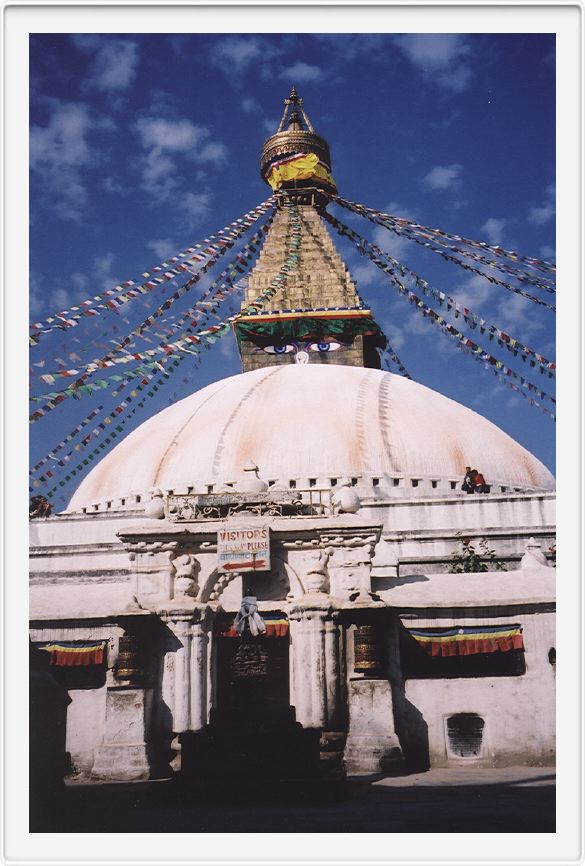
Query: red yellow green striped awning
407 625 523 657
36 641 106 666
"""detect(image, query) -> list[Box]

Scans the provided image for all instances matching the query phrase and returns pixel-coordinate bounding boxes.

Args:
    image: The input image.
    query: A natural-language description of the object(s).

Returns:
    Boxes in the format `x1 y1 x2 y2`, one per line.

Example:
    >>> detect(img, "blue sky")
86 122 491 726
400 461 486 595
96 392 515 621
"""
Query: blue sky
29 33 555 507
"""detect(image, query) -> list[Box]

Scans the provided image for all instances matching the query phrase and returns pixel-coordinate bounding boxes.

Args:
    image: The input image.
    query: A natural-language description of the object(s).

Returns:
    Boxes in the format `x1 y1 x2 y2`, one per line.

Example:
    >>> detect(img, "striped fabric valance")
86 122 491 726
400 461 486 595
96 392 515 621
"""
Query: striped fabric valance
214 613 288 639
407 626 524 658
36 641 106 666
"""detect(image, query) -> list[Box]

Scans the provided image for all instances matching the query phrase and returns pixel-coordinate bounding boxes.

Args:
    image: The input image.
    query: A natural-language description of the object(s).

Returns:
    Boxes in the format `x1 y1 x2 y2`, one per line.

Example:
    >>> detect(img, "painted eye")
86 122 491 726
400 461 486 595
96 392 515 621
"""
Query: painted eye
308 341 342 353
263 344 296 355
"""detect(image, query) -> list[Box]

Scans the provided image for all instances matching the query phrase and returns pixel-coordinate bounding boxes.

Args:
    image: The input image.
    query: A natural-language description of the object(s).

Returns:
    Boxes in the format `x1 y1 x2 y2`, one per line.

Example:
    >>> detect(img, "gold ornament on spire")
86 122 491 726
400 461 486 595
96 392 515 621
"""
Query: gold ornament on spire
260 88 337 195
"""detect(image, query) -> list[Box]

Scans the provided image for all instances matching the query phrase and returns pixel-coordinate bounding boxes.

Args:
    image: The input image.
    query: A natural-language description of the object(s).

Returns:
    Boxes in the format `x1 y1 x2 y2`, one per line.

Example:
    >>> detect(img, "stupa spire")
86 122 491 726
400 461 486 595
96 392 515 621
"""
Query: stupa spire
235 91 386 374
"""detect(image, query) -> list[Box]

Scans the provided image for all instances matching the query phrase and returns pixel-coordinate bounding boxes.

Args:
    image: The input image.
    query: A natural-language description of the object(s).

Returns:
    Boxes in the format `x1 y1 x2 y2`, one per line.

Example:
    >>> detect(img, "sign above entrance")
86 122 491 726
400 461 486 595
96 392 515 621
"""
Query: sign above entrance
217 526 271 573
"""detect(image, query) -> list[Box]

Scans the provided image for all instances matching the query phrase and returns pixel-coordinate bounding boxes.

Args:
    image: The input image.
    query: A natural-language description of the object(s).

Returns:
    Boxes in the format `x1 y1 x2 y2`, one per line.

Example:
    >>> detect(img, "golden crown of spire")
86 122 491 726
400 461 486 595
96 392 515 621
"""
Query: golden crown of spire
260 88 335 194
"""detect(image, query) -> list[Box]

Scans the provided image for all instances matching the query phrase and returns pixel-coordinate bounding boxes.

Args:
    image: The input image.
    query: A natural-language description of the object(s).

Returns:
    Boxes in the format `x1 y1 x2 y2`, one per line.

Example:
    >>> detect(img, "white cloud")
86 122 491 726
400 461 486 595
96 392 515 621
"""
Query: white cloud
73 36 139 92
528 202 555 225
135 115 226 204
49 287 73 311
394 34 467 68
30 102 91 169
421 163 462 191
211 36 264 76
379 320 406 352
91 41 138 91
30 253 121 321
382 201 417 221
147 238 179 260
136 117 208 152
103 176 127 195
278 61 322 84
495 292 543 338
392 34 473 93
30 101 96 220
528 183 556 225
179 192 212 226
198 141 228 165
311 34 387 62
351 262 378 288
450 273 496 311
241 97 261 114
372 225 412 260
29 272 45 317
262 118 278 135
480 217 508 245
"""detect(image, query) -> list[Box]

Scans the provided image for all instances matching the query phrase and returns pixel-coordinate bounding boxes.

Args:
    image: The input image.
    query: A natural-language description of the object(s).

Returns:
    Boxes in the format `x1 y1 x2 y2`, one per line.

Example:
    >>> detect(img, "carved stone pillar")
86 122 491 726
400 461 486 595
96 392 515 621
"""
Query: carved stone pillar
162 605 213 735
287 602 341 730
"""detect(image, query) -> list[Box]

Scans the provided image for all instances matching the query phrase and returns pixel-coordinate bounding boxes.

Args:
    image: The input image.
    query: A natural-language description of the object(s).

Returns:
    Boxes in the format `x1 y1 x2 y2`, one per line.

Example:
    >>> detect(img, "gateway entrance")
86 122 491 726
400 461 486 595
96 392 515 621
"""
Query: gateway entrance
181 613 320 787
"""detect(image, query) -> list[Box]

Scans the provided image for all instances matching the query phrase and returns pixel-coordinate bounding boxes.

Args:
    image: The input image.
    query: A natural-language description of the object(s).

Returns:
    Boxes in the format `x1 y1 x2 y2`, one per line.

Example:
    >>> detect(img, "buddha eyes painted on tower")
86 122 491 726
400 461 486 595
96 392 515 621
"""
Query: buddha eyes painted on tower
262 340 344 356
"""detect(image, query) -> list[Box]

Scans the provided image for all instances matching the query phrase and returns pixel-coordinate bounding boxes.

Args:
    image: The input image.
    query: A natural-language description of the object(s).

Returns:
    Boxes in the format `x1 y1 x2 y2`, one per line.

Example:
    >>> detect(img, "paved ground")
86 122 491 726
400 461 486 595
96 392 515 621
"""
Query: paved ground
31 766 555 834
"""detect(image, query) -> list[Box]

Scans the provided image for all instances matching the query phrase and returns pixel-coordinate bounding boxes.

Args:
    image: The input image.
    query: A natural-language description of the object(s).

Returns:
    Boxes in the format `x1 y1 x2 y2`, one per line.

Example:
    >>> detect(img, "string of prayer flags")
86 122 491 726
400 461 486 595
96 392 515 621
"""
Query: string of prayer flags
30 214 276 398
330 197 555 310
33 202 304 493
324 212 555 419
333 196 555 294
332 195 556 276
381 346 413 380
323 212 555 378
29 198 275 338
29 405 104 479
29 204 276 422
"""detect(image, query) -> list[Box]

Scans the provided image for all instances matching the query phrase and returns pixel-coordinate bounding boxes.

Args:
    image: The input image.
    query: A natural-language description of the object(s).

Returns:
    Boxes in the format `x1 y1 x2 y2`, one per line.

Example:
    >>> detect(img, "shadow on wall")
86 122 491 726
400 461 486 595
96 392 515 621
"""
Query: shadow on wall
392 690 431 773
384 613 430 772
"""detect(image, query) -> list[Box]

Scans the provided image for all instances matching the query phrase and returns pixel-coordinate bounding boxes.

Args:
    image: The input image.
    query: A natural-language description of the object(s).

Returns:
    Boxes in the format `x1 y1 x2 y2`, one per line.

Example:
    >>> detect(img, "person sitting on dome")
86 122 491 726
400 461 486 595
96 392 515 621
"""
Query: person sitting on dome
473 470 489 494
462 467 475 494
29 495 52 519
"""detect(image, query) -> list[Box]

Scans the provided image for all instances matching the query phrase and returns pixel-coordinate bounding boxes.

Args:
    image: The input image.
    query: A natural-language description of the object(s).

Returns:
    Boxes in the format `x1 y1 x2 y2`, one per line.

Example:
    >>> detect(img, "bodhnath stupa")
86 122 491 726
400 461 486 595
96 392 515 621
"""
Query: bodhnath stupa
30 89 555 786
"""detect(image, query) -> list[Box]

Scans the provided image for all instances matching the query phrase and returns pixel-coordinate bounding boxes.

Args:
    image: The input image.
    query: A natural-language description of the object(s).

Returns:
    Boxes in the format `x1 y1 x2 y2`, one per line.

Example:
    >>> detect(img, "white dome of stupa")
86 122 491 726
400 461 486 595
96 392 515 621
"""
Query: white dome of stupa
67 365 554 511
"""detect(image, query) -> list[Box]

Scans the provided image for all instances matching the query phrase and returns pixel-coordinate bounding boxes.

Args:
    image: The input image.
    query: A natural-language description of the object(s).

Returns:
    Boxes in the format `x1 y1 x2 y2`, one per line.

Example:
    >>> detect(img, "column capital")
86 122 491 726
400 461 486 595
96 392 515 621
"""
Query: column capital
160 603 215 632
285 599 337 623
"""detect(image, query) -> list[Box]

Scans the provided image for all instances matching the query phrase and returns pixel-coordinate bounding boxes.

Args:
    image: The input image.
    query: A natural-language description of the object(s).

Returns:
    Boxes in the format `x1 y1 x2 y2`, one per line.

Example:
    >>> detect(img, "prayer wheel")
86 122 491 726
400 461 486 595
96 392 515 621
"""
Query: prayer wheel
114 635 145 682
353 624 384 676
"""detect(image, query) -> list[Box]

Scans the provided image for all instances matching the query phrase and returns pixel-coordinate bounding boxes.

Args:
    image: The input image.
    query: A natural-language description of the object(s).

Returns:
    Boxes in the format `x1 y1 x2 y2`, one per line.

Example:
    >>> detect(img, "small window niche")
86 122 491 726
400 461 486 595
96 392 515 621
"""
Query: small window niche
446 713 485 758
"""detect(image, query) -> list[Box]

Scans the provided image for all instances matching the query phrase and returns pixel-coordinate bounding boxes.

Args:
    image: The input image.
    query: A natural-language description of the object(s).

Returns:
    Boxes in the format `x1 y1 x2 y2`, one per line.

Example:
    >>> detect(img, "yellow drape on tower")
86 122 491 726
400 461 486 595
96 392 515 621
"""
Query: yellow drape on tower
266 152 335 190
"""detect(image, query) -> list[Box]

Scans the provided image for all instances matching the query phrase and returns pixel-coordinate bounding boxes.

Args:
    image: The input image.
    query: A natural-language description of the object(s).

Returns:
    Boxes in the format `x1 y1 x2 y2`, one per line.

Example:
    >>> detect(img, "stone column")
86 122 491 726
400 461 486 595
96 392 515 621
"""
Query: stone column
161 606 213 774
170 618 192 733
189 618 209 732
162 605 213 735
287 601 341 730
323 617 341 729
